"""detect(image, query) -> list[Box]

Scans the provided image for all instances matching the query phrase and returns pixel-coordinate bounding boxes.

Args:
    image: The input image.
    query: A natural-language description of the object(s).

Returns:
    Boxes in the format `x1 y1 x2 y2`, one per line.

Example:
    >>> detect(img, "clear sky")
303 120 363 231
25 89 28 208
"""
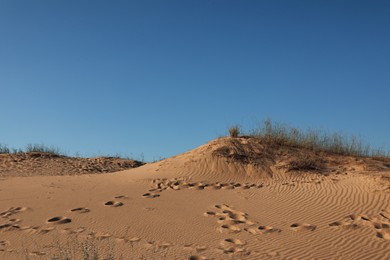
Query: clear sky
1 0 389 161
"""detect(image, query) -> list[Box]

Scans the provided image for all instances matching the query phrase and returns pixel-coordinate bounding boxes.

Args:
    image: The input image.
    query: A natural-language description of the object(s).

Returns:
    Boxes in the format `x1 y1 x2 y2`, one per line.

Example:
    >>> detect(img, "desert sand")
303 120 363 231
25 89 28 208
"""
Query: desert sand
1 137 390 259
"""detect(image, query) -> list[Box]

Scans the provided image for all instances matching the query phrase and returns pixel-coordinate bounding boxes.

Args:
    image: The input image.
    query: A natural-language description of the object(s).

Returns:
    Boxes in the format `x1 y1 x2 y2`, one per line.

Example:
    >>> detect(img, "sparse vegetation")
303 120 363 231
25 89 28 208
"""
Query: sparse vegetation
239 118 389 158
25 144 65 156
0 143 65 156
228 125 241 138
286 156 325 172
0 144 10 154
0 144 146 163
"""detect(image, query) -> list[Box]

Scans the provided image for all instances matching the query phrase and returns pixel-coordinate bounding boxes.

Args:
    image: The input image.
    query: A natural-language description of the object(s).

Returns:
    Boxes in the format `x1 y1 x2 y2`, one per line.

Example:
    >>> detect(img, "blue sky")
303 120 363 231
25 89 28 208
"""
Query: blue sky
1 0 389 161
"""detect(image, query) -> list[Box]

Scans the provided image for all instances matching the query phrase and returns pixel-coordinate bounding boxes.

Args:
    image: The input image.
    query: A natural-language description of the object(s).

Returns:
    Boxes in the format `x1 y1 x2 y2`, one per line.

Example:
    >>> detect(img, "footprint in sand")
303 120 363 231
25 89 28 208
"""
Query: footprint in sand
70 207 90 213
47 216 72 224
220 245 248 255
219 238 249 255
329 211 390 240
380 208 390 220
373 220 390 240
60 226 86 235
203 211 217 217
376 231 390 240
0 206 28 218
28 251 46 256
373 222 390 230
0 218 23 231
38 226 55 234
348 214 372 222
290 223 317 231
114 195 128 199
218 224 241 233
129 237 141 243
157 241 173 249
181 244 208 253
328 221 359 230
258 225 282 233
213 205 249 233
142 193 160 198
244 227 259 234
150 178 263 194
95 232 112 240
188 256 204 260
207 204 280 236
0 240 10 247
220 238 246 247
104 201 124 207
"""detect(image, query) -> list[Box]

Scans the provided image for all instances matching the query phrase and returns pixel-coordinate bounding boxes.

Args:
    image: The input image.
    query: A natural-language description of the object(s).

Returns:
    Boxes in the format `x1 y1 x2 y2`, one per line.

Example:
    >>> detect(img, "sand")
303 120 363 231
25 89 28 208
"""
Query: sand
0 137 389 259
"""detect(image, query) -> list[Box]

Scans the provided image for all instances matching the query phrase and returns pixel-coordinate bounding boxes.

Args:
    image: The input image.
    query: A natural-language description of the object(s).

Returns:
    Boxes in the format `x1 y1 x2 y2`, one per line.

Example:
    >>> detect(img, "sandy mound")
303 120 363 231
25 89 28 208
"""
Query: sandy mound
0 137 389 259
0 152 144 177
139 136 390 183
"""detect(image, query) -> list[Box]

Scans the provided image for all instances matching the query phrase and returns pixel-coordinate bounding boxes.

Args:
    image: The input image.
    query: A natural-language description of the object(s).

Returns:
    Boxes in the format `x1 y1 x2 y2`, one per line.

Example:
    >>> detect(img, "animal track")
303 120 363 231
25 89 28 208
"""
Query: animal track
218 224 241 233
38 226 55 234
28 251 46 256
290 223 317 231
0 240 10 247
0 206 27 218
129 237 141 242
47 216 72 224
219 238 249 255
114 195 128 199
328 221 359 229
144 178 264 198
142 193 160 198
204 203 282 256
220 238 245 246
104 201 124 207
258 225 282 233
329 210 390 240
206 204 281 236
70 207 90 213
380 208 390 220
376 231 390 240
0 218 22 231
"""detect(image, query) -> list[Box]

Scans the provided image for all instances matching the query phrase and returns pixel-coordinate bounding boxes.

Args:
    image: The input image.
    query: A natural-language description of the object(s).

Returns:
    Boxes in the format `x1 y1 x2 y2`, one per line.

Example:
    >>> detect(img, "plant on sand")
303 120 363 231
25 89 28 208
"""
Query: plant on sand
228 125 240 138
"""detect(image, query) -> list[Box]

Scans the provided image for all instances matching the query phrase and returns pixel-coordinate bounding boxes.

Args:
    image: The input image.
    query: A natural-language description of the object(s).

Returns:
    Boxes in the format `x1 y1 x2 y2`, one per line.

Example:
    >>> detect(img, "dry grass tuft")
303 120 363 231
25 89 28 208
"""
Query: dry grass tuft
247 118 389 158
228 125 240 138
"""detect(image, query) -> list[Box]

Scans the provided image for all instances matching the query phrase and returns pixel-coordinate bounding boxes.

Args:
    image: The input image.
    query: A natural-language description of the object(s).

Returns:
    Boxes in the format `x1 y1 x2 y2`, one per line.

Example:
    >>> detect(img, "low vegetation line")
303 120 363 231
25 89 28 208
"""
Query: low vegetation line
229 119 389 158
0 143 65 156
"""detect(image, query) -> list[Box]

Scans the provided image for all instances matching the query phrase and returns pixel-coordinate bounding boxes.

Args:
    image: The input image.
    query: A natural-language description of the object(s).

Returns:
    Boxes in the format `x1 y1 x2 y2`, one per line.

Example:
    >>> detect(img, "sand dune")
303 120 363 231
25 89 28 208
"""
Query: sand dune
0 137 390 259
0 152 144 177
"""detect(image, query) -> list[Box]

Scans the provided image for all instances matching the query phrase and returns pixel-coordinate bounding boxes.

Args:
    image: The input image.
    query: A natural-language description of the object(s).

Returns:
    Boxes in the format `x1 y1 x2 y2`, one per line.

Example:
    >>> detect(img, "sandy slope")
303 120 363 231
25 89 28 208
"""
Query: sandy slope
0 152 144 177
0 137 390 259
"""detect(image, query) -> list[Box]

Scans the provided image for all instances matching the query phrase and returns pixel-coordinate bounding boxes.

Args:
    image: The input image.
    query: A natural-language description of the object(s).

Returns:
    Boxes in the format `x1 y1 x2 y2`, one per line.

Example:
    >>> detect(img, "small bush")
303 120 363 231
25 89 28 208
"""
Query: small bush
228 126 240 138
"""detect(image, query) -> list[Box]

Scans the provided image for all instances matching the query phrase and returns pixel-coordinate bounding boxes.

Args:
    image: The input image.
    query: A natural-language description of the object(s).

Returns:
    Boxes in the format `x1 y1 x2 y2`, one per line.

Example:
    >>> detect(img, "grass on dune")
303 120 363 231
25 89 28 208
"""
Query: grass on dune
229 118 389 158
0 143 65 157
0 144 143 161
